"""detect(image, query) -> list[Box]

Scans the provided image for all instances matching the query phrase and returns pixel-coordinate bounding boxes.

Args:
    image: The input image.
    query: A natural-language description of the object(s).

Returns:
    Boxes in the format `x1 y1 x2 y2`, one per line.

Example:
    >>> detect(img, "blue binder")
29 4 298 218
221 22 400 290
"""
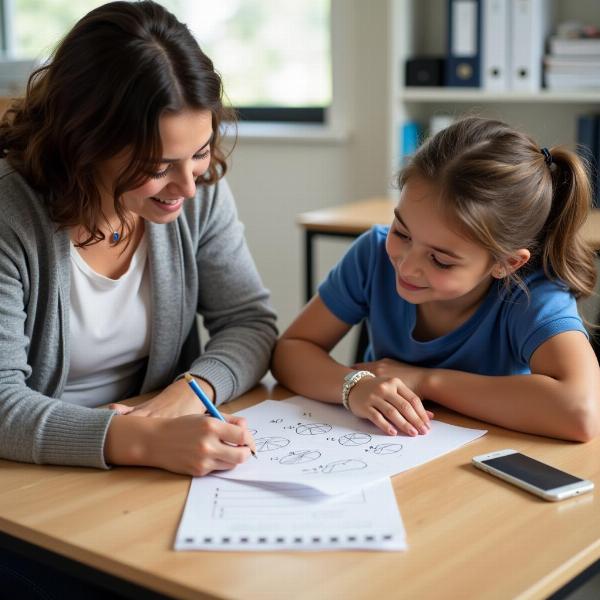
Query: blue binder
446 0 482 87
399 121 422 167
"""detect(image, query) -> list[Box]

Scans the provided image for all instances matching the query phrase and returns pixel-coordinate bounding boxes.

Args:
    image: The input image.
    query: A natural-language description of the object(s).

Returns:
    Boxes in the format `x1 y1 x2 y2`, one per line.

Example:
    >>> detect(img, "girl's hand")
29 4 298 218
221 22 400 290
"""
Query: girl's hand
346 374 433 437
354 358 430 399
108 378 209 418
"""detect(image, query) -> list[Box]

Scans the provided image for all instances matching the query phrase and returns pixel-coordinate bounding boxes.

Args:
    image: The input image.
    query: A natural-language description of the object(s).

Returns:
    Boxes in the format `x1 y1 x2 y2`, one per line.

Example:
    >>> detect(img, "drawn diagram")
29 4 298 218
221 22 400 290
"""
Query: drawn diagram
371 443 403 455
338 433 371 446
248 429 258 436
296 423 332 436
254 437 290 452
279 450 321 465
322 459 367 473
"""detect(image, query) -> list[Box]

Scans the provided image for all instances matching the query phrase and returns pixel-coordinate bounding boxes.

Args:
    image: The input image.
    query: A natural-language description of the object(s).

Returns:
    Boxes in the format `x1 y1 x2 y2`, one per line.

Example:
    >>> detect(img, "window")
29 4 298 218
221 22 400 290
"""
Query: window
3 0 332 123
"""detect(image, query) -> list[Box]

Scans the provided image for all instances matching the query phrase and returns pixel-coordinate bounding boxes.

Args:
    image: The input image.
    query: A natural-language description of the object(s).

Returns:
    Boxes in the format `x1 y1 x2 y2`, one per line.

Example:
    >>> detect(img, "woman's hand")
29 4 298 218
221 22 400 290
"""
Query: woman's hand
346 370 433 437
105 412 256 476
150 413 256 476
108 377 209 418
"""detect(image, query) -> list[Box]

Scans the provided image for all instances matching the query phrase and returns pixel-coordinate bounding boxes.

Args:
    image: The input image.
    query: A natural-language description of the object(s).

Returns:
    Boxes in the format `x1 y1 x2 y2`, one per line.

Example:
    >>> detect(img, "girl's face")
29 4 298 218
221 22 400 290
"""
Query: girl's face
386 176 499 308
97 108 213 224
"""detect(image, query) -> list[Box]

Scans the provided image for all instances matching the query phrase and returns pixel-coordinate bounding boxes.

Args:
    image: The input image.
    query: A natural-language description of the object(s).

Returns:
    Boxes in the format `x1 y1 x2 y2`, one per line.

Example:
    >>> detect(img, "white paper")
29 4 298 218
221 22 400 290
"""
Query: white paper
175 476 406 551
215 396 486 494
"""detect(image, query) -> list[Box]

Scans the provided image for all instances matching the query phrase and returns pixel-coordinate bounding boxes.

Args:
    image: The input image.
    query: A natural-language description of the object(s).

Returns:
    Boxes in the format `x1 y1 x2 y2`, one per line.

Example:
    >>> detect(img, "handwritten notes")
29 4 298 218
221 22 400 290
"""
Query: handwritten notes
215 396 486 494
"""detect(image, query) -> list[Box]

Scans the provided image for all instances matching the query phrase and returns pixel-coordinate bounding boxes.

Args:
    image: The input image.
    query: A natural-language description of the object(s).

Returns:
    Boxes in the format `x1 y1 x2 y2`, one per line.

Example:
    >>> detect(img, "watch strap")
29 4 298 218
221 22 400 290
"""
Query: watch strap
342 370 375 411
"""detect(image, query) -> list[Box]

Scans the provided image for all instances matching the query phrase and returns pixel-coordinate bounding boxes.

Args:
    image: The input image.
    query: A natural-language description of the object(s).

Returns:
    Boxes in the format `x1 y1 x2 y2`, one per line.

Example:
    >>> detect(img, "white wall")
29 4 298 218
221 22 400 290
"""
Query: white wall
225 0 391 362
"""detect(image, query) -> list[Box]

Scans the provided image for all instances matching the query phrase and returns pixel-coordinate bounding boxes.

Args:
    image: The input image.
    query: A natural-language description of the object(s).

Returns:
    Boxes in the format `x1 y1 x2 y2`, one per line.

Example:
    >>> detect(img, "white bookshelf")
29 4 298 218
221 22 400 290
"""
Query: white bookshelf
387 0 600 195
400 88 600 103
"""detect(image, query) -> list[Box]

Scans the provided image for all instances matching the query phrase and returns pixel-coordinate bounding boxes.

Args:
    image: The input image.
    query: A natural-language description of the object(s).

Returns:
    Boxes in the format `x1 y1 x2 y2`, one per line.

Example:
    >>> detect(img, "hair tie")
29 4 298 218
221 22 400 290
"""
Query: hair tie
540 147 553 166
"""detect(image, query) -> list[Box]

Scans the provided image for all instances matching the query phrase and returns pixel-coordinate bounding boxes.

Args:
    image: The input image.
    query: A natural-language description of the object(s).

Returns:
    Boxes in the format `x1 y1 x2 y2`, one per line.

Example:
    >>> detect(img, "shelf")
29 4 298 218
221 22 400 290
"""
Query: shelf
399 88 600 103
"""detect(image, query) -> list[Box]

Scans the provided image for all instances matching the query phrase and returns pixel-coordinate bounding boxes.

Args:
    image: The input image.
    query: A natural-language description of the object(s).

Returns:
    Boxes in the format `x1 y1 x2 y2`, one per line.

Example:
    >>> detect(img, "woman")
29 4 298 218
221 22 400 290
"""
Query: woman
0 0 277 477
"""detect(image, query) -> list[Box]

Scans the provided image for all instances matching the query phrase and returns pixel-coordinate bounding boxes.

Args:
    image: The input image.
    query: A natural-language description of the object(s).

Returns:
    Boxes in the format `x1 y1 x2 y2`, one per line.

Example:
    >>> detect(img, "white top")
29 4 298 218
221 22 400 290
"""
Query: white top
62 236 151 407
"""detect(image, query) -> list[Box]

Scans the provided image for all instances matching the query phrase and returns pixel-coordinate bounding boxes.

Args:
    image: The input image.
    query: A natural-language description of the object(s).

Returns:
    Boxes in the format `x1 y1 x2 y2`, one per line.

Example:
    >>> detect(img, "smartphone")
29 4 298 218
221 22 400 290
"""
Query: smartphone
472 449 594 501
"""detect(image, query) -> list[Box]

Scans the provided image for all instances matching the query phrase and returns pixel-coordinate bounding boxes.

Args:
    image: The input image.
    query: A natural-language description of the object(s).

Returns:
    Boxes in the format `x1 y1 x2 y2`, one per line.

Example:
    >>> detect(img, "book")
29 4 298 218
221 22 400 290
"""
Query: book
545 73 600 90
549 37 600 56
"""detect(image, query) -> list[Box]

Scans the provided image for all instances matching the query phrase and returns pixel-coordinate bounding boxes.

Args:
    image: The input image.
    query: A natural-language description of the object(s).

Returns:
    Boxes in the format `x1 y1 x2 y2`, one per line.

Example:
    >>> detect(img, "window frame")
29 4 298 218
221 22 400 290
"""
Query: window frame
0 0 333 125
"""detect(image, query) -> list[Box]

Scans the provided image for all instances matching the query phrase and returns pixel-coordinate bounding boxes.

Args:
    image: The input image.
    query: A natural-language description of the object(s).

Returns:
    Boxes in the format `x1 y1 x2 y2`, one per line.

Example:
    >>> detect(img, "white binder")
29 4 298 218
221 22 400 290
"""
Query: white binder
482 0 510 91
510 0 553 92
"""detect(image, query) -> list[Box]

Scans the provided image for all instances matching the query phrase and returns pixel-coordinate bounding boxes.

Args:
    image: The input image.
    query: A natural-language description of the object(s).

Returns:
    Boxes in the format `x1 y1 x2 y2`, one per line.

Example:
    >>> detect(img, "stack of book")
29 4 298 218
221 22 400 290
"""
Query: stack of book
545 28 600 91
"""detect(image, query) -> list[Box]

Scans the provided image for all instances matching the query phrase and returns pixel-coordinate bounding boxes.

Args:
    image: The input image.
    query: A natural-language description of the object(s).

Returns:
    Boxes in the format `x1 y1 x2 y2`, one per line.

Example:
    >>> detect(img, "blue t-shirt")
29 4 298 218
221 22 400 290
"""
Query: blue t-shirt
318 226 587 375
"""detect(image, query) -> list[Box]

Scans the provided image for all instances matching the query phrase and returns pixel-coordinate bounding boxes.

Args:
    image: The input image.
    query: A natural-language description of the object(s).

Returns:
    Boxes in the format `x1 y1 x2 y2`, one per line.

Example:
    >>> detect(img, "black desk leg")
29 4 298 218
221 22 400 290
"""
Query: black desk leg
304 230 315 303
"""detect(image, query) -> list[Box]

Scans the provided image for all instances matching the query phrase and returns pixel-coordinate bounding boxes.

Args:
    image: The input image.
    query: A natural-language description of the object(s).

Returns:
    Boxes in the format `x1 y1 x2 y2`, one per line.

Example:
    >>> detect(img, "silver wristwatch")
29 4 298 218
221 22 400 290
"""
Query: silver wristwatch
342 370 375 411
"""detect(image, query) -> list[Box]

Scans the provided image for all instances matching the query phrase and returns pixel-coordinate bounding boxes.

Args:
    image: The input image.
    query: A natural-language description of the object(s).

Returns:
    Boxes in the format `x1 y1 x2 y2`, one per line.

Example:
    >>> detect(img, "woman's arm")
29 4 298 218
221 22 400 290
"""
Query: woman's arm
0 199 119 468
360 331 600 441
272 296 431 436
189 179 278 404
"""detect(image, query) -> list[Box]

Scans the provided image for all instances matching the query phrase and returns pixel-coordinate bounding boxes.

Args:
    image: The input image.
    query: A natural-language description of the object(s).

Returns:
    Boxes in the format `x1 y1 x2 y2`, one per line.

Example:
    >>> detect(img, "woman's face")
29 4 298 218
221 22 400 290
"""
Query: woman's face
97 108 214 224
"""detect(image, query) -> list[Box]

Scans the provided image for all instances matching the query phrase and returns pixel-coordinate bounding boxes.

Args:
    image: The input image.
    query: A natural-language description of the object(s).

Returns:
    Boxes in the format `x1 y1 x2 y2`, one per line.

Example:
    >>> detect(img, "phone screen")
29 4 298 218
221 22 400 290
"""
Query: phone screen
482 453 583 490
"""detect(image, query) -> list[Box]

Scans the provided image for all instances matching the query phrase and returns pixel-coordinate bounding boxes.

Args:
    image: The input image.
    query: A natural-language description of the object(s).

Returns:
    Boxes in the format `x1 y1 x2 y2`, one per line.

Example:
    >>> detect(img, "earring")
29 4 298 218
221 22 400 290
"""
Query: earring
494 268 506 278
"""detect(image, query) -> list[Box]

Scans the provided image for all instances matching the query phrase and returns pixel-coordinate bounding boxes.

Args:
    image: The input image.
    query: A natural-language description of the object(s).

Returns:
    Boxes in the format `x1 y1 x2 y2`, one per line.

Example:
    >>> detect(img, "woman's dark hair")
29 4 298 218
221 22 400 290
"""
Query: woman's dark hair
399 116 596 299
0 0 235 245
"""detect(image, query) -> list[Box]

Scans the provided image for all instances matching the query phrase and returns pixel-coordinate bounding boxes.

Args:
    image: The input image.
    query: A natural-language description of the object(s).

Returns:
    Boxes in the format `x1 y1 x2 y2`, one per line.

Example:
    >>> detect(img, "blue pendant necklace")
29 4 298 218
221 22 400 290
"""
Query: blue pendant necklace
103 214 123 245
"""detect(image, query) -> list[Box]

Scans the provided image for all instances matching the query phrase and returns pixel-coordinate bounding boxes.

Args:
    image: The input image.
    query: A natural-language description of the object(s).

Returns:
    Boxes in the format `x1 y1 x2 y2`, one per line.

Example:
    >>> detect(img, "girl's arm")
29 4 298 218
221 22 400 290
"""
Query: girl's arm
366 331 600 441
271 296 353 401
272 296 432 436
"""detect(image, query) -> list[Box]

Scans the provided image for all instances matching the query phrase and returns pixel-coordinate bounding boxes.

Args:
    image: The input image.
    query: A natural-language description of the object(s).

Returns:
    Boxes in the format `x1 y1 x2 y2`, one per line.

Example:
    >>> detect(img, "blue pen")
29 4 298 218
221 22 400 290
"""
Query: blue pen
184 373 257 458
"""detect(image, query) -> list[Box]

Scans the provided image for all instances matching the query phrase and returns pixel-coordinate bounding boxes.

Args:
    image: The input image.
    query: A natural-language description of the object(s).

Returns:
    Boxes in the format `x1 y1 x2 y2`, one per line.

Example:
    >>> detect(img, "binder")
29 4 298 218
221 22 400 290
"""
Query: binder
482 0 510 91
576 115 599 208
510 0 552 92
446 0 481 87
399 121 422 167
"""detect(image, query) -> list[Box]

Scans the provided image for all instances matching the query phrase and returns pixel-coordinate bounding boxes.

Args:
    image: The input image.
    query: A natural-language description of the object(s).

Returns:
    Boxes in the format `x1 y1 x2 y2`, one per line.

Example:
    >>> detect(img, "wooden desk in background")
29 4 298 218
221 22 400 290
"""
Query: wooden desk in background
298 198 600 301
1 383 600 600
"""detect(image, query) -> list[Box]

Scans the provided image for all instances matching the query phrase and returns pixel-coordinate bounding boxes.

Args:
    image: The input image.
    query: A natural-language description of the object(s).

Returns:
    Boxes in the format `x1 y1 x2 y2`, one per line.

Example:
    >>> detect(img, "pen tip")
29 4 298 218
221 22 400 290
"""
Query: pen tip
184 372 193 382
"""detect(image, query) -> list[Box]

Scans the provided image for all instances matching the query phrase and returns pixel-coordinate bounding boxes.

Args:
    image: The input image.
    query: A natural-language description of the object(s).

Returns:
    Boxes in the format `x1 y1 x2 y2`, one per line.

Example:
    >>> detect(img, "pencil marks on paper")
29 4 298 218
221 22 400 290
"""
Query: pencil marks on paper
322 459 367 473
296 423 332 435
279 450 321 465
372 443 403 455
338 433 371 446
214 397 488 495
254 437 290 452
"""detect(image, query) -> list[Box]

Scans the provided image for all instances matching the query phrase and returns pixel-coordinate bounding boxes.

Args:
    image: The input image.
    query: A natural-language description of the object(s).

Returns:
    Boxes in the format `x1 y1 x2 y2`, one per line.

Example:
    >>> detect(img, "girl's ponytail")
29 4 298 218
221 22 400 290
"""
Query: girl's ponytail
542 147 596 299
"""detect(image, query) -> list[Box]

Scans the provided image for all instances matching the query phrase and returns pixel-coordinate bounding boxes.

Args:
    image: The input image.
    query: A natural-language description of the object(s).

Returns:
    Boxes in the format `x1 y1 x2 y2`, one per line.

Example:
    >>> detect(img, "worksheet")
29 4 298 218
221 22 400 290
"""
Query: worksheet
215 396 486 494
175 476 406 551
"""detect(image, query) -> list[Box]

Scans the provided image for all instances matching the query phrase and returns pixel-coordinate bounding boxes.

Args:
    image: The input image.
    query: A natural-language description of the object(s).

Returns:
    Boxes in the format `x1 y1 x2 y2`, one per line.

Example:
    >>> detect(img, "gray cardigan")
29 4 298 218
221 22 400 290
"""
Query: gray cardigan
0 160 277 468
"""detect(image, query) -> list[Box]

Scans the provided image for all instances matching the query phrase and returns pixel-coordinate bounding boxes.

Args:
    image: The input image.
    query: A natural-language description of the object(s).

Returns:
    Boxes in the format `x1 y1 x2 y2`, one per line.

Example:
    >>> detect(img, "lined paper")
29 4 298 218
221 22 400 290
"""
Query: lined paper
175 476 406 551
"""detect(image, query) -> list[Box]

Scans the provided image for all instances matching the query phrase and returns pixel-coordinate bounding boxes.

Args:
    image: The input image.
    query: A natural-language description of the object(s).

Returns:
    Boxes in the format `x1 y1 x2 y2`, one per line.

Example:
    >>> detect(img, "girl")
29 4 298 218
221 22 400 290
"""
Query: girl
0 1 277 476
272 117 600 442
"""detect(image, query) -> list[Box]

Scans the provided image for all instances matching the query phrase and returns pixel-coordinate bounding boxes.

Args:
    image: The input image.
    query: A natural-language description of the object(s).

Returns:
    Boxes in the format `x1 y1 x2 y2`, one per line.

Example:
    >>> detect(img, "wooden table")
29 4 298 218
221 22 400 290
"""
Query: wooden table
1 383 599 600
298 198 600 301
